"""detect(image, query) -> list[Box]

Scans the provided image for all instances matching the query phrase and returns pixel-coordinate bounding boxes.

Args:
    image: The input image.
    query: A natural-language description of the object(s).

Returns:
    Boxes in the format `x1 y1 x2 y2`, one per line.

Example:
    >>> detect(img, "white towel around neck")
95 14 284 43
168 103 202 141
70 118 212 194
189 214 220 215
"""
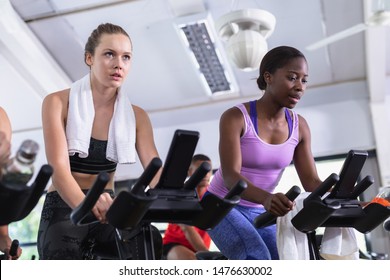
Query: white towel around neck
66 73 136 164
277 192 359 260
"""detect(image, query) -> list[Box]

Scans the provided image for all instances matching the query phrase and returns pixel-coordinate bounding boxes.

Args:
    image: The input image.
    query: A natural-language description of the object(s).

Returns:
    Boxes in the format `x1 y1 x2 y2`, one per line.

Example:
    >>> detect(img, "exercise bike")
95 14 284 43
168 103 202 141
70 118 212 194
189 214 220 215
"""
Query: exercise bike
198 150 390 260
0 164 53 259
256 150 390 260
71 129 247 260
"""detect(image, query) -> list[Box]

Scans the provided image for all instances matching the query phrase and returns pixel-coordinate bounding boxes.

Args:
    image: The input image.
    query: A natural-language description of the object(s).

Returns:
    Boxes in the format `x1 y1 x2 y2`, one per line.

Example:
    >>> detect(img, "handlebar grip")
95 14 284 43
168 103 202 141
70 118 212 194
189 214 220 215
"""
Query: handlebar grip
9 239 19 257
305 173 339 202
253 186 301 228
284 185 302 200
31 164 53 188
131 157 162 195
184 161 211 190
350 175 374 199
224 180 247 200
70 172 110 225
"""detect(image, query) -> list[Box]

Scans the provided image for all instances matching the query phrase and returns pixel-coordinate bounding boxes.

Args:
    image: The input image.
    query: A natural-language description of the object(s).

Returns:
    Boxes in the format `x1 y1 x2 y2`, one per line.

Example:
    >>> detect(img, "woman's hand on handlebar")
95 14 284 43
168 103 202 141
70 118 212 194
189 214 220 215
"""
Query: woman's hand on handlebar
0 235 22 260
91 192 113 224
263 192 294 216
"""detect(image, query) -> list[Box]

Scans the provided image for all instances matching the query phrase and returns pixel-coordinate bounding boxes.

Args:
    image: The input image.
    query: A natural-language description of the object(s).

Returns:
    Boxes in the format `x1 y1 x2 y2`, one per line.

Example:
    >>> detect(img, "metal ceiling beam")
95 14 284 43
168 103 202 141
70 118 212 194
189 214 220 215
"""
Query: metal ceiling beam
0 0 71 99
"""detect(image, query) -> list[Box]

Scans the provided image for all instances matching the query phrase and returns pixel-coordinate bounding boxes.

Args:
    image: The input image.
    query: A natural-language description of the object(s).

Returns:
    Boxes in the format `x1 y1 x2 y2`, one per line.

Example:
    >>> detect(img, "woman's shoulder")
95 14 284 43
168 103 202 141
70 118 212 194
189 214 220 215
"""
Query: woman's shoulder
222 105 239 116
0 106 7 119
43 88 70 104
220 104 246 126
131 104 144 113
296 113 311 141
0 107 11 137
296 113 308 127
225 103 247 113
131 104 147 118
42 89 70 116
131 104 152 126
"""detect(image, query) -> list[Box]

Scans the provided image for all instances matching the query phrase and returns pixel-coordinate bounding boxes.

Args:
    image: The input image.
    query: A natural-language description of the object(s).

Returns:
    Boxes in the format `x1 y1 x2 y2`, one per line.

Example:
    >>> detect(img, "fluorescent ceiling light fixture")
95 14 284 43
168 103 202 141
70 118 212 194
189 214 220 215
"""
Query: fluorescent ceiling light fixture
177 15 237 96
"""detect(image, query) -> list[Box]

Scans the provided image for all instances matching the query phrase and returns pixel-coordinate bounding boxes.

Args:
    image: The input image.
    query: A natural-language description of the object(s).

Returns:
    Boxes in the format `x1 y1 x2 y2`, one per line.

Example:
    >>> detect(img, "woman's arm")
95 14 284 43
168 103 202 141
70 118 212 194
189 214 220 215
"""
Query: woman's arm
218 107 246 191
0 225 11 254
42 91 112 222
0 108 12 256
42 91 87 209
0 107 11 167
133 105 161 187
0 225 22 259
0 108 22 259
293 115 322 192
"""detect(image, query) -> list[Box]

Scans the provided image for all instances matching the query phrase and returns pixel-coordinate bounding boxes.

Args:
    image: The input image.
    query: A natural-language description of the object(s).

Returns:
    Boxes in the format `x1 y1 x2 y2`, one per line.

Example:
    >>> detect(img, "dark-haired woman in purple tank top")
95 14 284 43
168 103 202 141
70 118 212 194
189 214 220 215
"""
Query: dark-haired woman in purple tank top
206 46 323 260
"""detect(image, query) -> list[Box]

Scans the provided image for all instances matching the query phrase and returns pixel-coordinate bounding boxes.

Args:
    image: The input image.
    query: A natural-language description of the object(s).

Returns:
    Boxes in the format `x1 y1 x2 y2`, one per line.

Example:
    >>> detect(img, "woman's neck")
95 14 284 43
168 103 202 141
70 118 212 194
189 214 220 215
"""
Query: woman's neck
257 96 285 119
89 72 118 101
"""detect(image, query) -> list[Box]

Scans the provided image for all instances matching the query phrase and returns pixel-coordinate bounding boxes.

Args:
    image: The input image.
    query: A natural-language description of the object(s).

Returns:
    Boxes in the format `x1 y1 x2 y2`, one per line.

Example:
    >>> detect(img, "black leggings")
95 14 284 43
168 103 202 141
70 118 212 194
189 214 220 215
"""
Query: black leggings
37 191 118 260
37 191 163 260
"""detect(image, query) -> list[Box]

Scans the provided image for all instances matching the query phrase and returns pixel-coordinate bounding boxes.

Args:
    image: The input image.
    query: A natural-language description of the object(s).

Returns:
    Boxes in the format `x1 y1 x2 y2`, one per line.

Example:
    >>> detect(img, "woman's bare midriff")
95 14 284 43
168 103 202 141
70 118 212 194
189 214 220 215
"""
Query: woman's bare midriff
47 171 115 192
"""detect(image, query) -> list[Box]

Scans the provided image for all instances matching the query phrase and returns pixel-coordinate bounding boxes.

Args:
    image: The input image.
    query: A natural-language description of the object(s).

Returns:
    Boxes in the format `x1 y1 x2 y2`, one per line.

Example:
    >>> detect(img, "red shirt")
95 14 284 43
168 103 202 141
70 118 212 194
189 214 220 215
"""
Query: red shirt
162 223 211 252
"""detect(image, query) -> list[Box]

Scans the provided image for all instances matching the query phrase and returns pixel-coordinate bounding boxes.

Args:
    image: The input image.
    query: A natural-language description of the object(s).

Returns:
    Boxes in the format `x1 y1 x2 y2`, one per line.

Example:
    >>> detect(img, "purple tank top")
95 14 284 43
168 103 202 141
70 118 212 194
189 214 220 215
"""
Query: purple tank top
208 103 300 207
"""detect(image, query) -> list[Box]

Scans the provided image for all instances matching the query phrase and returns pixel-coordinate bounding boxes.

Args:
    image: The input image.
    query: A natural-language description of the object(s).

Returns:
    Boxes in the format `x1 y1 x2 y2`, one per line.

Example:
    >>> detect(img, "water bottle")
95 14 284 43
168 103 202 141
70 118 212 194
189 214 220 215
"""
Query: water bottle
370 186 390 207
1 139 39 185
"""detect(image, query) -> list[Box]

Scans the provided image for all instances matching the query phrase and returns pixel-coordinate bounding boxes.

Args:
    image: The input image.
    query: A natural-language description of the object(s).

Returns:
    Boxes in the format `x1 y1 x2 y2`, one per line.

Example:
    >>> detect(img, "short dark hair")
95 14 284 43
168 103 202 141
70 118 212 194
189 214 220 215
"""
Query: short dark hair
192 154 211 163
84 23 132 65
256 46 306 90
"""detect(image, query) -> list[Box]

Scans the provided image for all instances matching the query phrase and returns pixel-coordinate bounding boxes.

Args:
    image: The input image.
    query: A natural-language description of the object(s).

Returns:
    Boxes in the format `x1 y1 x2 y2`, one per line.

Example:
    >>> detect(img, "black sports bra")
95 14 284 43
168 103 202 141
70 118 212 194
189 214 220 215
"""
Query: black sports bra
69 138 117 174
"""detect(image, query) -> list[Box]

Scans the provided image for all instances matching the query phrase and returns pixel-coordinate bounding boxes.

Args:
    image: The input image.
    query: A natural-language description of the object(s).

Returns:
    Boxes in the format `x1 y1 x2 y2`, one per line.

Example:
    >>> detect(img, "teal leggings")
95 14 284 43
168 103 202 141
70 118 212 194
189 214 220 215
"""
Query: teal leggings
208 203 279 260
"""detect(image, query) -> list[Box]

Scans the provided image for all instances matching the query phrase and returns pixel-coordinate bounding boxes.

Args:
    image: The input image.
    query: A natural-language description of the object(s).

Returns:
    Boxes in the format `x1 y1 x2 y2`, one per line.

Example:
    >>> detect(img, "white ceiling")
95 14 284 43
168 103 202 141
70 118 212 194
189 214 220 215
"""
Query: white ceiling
6 0 386 126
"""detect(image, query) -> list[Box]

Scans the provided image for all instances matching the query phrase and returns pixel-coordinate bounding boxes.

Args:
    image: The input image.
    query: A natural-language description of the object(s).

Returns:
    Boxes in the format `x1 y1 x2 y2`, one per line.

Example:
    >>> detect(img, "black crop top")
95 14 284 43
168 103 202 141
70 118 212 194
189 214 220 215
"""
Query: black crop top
69 138 117 174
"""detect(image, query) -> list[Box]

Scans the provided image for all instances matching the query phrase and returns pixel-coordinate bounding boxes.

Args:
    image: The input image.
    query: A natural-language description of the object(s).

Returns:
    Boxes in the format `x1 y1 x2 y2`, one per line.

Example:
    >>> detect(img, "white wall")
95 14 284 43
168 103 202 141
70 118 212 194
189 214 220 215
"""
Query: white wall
298 100 375 157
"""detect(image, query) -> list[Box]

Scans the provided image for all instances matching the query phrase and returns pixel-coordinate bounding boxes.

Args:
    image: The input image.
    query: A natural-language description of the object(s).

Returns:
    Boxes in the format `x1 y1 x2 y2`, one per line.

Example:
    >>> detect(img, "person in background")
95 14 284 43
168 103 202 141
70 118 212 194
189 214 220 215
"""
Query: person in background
206 46 322 260
0 106 22 260
37 23 161 259
162 154 212 260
